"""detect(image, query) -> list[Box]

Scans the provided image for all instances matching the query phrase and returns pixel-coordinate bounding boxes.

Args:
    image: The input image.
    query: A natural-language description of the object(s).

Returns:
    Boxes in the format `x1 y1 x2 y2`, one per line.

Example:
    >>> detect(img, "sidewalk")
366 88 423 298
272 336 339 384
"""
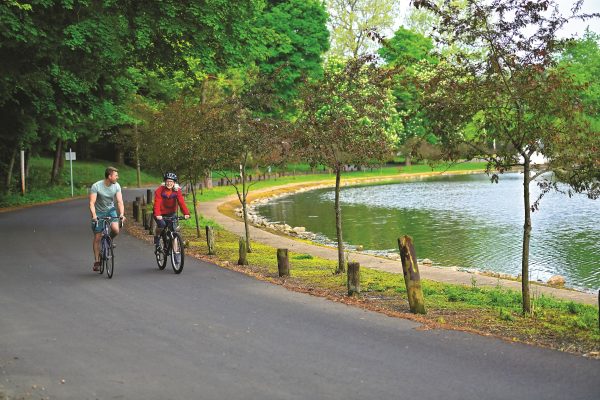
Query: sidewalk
199 181 598 306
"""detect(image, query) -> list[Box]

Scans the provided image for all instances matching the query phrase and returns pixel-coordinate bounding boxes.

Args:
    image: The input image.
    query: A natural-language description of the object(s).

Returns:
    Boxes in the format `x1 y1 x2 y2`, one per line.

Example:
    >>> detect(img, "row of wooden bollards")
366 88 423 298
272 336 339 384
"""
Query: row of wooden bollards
130 196 426 315
235 235 426 315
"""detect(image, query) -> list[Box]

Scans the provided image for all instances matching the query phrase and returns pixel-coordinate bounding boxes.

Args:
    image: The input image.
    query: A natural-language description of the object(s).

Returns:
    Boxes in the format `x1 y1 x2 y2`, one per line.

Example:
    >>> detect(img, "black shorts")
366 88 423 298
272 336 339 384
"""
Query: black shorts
155 213 176 229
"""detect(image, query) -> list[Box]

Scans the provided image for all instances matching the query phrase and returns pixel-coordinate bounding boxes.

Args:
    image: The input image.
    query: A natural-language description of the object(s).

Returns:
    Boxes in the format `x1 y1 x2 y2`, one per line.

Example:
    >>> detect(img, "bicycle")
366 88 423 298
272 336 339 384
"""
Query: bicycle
95 216 122 279
154 216 185 274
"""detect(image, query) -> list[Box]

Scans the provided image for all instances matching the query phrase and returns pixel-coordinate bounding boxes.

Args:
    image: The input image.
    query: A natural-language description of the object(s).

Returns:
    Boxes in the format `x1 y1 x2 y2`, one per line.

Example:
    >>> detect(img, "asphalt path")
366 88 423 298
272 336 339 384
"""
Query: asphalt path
0 190 598 400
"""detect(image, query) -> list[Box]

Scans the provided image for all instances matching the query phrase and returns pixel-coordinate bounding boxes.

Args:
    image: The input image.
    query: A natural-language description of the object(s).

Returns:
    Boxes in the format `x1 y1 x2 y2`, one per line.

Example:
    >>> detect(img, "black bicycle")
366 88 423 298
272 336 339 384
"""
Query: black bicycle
154 216 185 274
96 216 122 279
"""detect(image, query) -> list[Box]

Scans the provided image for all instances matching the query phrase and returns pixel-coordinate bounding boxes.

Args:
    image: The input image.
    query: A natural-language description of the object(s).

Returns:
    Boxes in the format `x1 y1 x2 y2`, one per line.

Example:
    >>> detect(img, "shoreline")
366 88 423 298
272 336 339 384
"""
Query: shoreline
202 170 598 305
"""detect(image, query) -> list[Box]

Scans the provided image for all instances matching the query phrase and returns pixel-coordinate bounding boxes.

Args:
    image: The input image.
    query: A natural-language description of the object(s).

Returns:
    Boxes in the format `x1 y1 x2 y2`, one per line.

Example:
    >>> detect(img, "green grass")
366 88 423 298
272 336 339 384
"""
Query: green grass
0 157 162 208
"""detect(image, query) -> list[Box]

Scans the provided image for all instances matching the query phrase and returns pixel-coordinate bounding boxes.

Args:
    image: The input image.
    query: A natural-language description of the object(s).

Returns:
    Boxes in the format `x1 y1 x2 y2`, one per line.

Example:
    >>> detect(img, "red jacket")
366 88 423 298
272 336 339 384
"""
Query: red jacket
153 185 190 216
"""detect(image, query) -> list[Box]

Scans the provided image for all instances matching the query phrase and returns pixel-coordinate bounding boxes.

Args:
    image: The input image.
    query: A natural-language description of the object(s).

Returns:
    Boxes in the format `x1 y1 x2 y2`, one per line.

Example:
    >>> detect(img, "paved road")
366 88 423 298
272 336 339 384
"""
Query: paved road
0 192 598 400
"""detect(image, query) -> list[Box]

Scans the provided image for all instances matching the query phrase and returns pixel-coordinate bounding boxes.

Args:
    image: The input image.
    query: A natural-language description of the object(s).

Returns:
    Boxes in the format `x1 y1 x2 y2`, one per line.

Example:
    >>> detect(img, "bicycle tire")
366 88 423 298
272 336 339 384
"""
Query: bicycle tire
99 237 109 274
106 239 114 279
155 234 168 270
170 232 184 274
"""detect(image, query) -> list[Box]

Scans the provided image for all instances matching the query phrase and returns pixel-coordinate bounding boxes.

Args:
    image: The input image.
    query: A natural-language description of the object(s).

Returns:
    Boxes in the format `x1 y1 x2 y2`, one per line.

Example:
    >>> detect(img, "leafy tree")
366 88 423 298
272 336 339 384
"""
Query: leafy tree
144 91 226 239
414 0 600 314
326 0 402 58
256 0 330 115
295 57 400 273
0 0 268 186
379 26 437 165
211 78 288 252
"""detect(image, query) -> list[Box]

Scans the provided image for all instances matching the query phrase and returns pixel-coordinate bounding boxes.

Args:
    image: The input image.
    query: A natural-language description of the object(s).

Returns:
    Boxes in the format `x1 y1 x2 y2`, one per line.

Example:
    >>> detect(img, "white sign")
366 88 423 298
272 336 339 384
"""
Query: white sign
65 151 76 161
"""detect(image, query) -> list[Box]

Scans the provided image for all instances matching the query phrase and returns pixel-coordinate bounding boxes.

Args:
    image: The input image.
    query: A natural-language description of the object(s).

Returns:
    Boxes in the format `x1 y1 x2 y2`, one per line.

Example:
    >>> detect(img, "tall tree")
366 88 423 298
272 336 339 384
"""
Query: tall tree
379 26 438 164
295 57 400 273
326 0 402 58
256 0 330 115
414 0 600 314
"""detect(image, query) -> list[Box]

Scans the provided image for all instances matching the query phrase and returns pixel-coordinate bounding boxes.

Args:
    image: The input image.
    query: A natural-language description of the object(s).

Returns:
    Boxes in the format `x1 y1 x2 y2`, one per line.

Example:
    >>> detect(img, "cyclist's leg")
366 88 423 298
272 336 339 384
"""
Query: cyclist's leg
91 218 103 271
107 208 119 239
154 215 167 246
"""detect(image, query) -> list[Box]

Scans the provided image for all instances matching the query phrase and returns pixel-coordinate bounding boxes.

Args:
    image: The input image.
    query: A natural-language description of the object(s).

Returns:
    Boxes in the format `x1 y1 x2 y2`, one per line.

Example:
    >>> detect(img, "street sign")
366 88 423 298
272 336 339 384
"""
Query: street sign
65 151 76 161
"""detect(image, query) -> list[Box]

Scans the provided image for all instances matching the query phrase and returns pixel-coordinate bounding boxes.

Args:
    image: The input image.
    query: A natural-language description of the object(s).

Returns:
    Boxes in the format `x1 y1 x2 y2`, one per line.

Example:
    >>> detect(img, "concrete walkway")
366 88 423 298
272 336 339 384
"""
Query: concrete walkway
199 180 598 306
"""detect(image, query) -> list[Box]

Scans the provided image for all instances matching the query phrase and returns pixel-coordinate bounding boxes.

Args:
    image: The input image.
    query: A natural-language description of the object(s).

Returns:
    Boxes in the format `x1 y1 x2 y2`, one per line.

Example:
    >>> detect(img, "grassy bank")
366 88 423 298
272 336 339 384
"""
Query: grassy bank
0 157 161 208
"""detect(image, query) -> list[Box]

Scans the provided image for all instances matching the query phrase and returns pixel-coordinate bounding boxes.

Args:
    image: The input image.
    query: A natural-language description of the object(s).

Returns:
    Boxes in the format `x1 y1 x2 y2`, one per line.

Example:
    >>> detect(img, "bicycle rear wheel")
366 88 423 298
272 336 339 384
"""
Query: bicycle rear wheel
104 237 114 279
155 235 168 270
170 233 184 274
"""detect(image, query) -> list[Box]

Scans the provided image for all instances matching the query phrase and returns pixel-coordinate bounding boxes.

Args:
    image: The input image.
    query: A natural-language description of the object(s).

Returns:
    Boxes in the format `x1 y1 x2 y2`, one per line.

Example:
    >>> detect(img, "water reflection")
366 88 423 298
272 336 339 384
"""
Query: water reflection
255 173 600 291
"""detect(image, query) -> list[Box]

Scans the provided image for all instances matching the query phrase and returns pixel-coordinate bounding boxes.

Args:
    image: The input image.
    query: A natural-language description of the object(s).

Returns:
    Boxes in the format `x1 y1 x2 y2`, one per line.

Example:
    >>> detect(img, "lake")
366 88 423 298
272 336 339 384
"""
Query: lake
255 173 600 292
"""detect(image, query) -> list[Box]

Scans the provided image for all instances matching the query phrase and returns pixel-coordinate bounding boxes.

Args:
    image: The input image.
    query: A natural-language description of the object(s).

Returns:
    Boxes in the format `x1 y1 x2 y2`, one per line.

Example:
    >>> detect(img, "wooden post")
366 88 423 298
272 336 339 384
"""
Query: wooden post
142 205 148 229
277 248 289 277
206 226 216 255
149 215 155 235
398 235 426 314
347 262 360 296
136 201 143 223
132 201 139 222
238 237 248 265
146 189 152 205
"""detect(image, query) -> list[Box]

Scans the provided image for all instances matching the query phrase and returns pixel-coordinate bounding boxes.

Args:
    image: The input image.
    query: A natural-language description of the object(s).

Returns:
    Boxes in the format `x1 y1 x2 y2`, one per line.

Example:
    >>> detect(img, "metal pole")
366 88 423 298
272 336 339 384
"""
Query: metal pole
20 149 25 195
69 148 74 197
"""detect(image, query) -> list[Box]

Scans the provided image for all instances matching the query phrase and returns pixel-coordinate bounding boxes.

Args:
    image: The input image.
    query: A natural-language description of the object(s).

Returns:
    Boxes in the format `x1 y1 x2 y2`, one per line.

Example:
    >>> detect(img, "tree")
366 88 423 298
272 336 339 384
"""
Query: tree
0 0 268 186
413 0 600 314
326 0 402 58
211 78 288 253
256 0 330 115
295 57 400 273
144 92 226 239
379 26 438 165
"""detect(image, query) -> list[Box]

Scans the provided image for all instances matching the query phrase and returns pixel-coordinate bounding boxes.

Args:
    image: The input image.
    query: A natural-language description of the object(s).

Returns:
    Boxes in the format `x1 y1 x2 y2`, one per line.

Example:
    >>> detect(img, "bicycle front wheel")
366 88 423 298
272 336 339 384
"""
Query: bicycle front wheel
104 237 114 279
155 235 168 270
170 233 184 274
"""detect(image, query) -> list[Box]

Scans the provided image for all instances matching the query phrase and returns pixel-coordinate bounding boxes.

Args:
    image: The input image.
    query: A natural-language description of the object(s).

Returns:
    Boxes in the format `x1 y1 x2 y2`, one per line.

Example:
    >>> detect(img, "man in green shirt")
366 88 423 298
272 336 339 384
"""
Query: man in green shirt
89 166 126 271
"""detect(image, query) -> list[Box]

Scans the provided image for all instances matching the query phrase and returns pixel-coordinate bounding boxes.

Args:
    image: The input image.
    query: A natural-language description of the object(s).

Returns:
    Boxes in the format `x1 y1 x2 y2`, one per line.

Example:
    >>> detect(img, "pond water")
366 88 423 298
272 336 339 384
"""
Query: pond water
255 173 600 292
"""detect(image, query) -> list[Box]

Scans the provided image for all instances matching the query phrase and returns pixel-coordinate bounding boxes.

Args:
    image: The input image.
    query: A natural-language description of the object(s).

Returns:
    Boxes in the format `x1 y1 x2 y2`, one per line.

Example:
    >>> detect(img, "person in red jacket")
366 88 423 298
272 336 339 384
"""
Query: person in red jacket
153 172 190 250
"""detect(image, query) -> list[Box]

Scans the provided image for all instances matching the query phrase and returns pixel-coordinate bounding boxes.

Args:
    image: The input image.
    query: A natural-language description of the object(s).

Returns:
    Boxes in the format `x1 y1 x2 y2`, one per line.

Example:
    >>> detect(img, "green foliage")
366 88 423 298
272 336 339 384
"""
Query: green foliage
256 0 329 115
296 57 401 170
326 0 401 58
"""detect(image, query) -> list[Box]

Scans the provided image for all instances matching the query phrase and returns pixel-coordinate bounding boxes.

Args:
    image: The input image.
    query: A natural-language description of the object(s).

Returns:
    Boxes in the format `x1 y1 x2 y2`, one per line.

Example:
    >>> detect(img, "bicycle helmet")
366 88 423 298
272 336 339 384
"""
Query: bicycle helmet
164 172 178 182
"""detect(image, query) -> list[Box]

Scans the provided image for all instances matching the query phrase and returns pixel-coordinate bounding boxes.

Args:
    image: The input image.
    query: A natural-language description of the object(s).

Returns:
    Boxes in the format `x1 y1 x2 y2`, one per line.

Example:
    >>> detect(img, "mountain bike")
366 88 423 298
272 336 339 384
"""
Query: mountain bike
154 216 185 274
96 216 122 279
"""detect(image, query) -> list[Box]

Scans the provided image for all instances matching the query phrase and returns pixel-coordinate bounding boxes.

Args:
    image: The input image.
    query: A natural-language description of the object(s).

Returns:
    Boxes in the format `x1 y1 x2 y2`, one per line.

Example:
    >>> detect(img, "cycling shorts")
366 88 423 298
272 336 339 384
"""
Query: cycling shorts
91 208 118 233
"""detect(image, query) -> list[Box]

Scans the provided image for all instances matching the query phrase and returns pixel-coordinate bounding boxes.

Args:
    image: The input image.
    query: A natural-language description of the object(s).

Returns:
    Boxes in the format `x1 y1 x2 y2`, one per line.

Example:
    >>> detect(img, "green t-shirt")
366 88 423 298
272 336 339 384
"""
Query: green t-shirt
91 180 121 213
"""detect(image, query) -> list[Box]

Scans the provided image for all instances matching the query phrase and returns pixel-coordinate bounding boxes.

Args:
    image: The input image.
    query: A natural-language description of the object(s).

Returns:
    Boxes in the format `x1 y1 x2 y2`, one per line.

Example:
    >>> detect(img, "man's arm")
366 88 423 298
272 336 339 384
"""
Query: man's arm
89 192 97 220
115 191 125 219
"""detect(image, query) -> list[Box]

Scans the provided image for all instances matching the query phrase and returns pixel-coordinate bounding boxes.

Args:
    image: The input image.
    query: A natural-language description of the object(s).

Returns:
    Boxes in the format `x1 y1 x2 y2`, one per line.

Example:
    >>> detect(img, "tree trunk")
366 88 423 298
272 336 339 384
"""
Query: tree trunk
203 170 213 189
50 138 63 185
398 235 426 314
277 248 289 277
241 168 252 253
135 124 141 187
5 147 17 194
405 153 412 167
190 179 201 238
521 159 532 314
334 168 345 273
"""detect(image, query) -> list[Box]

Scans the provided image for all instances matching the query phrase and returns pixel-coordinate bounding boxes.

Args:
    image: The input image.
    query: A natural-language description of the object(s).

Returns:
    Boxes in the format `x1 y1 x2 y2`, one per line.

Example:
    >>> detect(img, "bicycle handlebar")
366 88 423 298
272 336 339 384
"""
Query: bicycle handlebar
162 216 186 221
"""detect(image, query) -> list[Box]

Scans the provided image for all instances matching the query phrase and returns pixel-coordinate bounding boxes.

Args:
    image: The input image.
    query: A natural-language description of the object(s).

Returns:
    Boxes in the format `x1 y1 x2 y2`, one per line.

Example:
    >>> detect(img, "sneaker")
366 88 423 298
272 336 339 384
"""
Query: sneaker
153 236 161 246
93 261 101 271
